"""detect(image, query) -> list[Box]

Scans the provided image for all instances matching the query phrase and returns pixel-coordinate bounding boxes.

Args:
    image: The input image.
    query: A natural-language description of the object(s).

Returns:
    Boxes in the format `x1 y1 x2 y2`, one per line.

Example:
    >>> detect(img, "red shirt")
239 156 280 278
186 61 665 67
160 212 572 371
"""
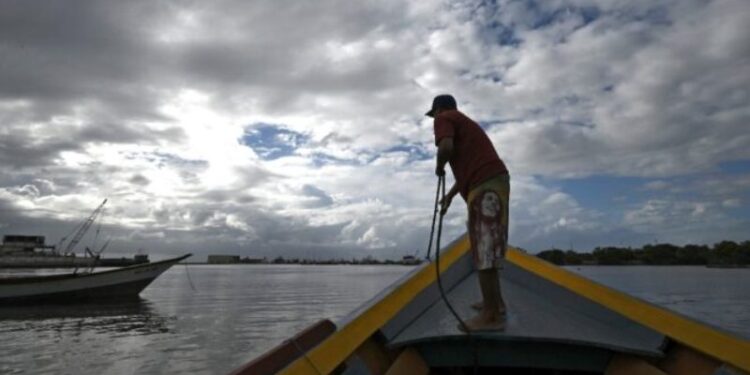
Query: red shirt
434 110 508 200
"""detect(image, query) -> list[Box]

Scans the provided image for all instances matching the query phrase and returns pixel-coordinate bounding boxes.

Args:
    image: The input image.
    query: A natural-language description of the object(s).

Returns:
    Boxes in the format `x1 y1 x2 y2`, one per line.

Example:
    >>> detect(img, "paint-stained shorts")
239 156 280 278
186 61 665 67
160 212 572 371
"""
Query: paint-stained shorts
468 174 510 271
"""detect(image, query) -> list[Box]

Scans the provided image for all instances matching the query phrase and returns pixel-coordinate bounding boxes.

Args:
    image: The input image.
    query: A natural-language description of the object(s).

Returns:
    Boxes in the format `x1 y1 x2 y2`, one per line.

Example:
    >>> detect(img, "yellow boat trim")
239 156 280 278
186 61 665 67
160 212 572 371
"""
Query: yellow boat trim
506 247 750 372
278 236 471 375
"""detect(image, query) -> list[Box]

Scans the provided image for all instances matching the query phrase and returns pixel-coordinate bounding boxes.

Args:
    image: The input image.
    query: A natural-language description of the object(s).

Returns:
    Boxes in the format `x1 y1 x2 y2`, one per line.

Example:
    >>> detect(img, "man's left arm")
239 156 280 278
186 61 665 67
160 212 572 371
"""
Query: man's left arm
440 182 459 215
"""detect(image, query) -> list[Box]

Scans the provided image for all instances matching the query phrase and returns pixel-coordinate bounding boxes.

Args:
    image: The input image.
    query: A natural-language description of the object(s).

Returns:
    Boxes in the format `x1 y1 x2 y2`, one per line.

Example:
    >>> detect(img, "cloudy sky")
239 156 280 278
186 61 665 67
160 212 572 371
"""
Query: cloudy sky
1 0 748 261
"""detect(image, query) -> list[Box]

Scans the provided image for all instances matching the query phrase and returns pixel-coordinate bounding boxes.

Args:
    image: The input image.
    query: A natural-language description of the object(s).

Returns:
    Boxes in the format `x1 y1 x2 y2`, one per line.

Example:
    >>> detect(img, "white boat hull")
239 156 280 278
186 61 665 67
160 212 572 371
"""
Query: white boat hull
0 254 191 303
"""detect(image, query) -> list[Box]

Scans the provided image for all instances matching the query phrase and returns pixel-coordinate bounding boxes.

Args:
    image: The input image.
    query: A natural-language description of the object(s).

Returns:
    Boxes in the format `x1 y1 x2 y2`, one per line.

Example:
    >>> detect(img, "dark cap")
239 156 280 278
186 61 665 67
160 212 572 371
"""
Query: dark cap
425 94 457 117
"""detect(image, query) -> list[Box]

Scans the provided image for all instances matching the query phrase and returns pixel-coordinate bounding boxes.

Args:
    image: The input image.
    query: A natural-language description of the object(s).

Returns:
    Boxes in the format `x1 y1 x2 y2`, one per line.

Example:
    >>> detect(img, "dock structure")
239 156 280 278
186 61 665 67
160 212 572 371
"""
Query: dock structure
232 234 750 375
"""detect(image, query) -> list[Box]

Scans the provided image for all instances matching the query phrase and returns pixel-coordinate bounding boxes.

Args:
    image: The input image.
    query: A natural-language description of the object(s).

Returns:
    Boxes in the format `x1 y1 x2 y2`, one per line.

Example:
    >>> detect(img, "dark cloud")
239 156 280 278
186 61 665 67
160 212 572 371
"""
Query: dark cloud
0 113 186 171
199 189 256 204
0 196 80 245
128 174 150 186
301 184 334 207
0 1 175 119
0 128 78 169
78 124 186 146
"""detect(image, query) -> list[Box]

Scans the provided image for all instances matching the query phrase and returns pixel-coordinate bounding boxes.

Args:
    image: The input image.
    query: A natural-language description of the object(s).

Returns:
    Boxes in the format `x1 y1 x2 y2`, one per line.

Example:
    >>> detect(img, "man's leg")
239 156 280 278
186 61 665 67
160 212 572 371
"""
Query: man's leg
470 270 506 314
460 177 509 332
460 268 505 331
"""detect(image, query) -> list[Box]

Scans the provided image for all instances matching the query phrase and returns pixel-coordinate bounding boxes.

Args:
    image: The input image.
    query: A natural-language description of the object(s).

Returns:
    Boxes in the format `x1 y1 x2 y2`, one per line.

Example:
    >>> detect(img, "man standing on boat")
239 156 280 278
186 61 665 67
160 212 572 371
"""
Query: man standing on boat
427 94 510 331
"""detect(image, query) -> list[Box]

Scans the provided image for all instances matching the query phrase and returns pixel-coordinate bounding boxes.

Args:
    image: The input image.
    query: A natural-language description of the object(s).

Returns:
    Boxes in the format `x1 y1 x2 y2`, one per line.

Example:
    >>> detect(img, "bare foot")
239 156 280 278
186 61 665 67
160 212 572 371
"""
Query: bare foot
457 312 505 332
470 301 507 316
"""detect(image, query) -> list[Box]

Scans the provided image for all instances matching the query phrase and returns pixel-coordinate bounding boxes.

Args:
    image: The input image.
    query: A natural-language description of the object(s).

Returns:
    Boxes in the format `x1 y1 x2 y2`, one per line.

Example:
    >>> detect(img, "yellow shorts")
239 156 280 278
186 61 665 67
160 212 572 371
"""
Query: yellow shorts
467 174 510 270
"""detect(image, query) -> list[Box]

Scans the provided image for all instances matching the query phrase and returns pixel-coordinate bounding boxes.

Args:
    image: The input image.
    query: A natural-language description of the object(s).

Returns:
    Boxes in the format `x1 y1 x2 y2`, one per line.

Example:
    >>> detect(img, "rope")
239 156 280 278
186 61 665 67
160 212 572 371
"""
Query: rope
429 175 480 374
424 173 442 260
183 261 196 292
92 207 104 251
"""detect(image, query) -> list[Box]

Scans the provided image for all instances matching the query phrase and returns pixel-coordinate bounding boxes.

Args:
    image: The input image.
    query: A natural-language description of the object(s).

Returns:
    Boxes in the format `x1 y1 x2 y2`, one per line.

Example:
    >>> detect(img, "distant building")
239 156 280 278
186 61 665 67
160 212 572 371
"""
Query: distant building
207 255 241 264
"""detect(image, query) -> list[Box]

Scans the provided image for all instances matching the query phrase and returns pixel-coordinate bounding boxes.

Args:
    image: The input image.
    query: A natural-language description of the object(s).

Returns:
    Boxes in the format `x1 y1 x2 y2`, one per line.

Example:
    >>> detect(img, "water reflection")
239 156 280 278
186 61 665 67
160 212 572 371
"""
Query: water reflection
0 299 173 336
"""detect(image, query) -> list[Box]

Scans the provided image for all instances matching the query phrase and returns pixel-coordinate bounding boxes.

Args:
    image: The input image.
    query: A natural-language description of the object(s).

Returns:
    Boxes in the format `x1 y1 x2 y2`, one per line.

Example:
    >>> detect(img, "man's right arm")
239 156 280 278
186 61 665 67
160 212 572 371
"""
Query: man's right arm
436 137 453 176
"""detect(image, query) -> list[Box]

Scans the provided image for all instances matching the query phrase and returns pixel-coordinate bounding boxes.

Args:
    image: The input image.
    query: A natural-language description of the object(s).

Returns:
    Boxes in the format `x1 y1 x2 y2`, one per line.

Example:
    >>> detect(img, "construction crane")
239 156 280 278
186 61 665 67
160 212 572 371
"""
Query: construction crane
85 238 111 259
62 199 107 256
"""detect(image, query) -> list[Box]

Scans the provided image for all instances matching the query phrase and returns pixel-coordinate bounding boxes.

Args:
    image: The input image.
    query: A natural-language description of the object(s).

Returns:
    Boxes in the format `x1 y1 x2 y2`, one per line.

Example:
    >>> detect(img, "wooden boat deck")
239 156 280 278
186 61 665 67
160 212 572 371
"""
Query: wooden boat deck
387 262 665 370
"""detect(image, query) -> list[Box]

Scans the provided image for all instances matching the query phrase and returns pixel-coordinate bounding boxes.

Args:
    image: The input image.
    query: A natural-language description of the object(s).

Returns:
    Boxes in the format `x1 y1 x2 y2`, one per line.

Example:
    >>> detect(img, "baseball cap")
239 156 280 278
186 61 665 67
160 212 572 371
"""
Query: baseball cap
425 94 457 117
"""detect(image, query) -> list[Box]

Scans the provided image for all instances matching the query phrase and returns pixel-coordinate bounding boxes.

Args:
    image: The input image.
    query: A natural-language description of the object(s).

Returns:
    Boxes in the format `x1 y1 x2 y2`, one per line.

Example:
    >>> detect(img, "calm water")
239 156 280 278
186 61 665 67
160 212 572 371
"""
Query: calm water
566 265 750 339
0 264 748 374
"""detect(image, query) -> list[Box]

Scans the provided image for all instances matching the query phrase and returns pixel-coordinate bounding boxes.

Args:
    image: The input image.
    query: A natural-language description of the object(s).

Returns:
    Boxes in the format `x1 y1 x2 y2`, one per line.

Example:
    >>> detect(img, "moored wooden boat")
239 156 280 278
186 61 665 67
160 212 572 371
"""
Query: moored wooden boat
0 254 191 304
232 235 750 375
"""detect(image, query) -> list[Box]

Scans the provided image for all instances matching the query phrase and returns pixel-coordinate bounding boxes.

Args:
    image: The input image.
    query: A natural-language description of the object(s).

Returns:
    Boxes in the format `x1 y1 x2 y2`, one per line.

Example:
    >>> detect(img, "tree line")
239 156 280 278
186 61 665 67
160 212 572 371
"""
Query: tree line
536 241 750 266
269 255 422 265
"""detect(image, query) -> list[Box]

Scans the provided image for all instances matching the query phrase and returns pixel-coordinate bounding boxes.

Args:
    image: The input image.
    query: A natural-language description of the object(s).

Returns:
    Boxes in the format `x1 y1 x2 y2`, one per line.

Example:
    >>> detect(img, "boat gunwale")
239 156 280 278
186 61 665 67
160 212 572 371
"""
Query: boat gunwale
507 249 750 372
277 235 471 375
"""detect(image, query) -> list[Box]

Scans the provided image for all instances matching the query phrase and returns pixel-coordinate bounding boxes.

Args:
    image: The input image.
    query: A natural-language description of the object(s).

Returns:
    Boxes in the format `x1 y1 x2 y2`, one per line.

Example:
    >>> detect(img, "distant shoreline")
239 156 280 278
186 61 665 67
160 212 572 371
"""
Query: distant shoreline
536 240 750 267
181 261 750 268
182 262 420 266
